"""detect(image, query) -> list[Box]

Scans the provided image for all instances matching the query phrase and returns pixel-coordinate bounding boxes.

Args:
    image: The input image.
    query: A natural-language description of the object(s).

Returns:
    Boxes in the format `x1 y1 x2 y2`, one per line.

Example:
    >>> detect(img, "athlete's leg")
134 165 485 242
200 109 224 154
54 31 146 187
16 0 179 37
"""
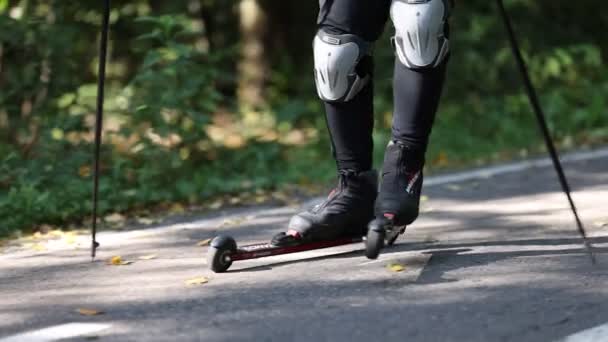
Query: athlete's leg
391 0 450 151
272 0 391 246
317 0 392 172
376 0 452 225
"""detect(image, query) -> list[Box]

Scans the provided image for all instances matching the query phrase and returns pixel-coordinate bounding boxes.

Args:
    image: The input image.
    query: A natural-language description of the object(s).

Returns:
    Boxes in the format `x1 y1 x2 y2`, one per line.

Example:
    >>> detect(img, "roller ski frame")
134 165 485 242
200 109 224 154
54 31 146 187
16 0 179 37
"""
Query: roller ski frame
207 235 363 273
365 214 406 260
207 226 406 273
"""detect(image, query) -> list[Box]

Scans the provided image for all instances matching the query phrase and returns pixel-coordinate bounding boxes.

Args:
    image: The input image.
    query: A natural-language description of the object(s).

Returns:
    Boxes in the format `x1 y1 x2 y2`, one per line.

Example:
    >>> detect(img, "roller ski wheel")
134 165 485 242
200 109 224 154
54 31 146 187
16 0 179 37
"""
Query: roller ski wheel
207 235 237 273
365 214 406 259
365 222 385 259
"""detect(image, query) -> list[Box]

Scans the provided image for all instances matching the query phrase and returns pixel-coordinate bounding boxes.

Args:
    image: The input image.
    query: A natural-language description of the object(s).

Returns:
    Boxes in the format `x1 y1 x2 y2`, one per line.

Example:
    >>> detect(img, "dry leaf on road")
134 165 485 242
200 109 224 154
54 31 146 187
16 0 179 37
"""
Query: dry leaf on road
387 263 406 272
108 256 134 266
137 217 156 225
593 220 608 228
104 213 126 224
197 239 212 247
77 308 104 316
446 184 462 191
32 243 47 251
185 276 209 286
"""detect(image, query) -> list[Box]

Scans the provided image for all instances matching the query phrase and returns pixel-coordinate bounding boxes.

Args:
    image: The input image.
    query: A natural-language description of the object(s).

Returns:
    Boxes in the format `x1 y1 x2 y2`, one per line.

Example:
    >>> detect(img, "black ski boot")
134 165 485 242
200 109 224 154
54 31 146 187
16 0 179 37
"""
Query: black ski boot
272 170 378 246
365 141 425 259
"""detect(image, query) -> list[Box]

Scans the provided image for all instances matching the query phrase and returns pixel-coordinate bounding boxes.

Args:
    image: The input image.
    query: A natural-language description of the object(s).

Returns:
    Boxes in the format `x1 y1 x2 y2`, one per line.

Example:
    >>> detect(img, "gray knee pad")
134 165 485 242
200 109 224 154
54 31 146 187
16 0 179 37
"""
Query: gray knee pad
391 0 451 69
313 30 372 102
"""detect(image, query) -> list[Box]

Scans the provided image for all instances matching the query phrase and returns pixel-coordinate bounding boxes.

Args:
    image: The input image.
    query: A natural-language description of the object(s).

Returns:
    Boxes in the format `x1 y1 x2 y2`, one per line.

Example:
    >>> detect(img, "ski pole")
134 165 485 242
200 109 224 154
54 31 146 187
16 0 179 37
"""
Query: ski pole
91 0 111 261
496 0 596 264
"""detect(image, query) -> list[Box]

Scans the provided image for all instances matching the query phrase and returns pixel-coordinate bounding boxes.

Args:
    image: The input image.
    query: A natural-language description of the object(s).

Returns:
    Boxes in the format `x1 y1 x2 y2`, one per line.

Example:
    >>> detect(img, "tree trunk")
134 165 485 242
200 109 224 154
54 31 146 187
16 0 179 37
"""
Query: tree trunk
237 0 268 110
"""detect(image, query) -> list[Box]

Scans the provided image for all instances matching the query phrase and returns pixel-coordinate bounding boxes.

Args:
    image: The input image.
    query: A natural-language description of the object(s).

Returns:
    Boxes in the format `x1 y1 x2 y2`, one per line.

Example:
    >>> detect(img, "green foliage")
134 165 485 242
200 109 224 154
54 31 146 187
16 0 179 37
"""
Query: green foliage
128 15 223 144
1 0 608 238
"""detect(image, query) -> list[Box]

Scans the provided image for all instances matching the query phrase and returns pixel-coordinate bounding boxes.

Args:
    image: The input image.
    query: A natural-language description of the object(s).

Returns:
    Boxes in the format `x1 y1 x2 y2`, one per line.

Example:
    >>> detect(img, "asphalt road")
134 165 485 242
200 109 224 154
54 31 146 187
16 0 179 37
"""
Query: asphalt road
1 149 608 342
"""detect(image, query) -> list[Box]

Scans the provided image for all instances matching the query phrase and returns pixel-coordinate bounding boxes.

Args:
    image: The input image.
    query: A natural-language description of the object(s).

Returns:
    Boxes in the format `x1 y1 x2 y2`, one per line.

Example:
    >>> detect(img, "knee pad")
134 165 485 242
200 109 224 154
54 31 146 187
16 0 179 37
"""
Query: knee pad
391 0 451 69
313 30 372 102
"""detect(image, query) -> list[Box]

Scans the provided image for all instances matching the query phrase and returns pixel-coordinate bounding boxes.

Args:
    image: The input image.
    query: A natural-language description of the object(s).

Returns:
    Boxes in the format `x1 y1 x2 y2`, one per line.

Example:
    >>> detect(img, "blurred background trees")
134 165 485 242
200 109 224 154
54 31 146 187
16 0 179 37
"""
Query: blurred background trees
1 0 607 236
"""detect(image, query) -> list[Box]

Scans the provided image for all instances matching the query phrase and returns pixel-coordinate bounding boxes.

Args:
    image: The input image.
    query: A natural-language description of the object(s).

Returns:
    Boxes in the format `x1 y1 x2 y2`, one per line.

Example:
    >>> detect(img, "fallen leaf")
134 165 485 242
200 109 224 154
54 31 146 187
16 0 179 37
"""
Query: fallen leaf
77 308 104 316
435 151 449 167
424 235 439 243
109 256 122 265
32 243 47 251
446 184 462 191
49 230 65 237
593 220 608 228
136 217 156 225
170 203 185 214
208 201 222 210
138 254 157 260
255 195 269 203
197 238 212 247
185 276 209 286
221 217 245 227
387 263 406 272
64 235 77 245
39 224 53 234
78 165 91 178
51 128 64 140
108 256 134 266
104 213 125 224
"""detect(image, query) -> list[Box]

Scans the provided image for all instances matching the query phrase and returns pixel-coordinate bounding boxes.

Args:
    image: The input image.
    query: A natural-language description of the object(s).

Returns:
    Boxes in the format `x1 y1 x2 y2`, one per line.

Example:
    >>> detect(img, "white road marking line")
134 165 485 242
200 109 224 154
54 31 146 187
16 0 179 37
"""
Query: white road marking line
0 323 112 342
558 322 608 342
424 147 608 187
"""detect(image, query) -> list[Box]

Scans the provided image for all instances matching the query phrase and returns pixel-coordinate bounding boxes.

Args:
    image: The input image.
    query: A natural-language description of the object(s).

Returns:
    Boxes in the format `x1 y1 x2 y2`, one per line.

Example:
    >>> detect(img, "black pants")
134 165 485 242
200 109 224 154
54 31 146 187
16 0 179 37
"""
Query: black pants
318 0 448 172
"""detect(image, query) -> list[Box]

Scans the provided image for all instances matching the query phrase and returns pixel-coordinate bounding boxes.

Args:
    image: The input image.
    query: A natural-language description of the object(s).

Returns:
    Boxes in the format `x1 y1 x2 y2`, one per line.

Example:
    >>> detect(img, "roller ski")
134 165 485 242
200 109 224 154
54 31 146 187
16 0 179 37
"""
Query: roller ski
207 235 364 273
365 141 424 259
208 169 377 273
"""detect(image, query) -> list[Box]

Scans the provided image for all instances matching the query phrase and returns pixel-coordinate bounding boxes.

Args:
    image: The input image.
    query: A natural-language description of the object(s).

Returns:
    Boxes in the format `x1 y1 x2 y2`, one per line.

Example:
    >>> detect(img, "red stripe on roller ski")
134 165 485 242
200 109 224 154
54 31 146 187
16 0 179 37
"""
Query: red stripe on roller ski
230 237 363 261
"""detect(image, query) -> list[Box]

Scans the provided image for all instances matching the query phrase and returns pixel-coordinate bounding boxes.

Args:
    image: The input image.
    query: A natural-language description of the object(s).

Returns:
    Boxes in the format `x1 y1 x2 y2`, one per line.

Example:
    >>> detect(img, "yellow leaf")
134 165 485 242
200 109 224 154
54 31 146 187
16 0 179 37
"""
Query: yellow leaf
51 128 64 140
109 256 123 265
32 243 46 251
108 256 134 266
197 238 212 247
64 235 77 245
49 230 65 237
170 203 185 214
179 147 190 160
77 308 104 316
138 254 157 260
185 276 209 286
255 195 268 203
78 165 91 178
387 263 405 272
435 151 449 167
